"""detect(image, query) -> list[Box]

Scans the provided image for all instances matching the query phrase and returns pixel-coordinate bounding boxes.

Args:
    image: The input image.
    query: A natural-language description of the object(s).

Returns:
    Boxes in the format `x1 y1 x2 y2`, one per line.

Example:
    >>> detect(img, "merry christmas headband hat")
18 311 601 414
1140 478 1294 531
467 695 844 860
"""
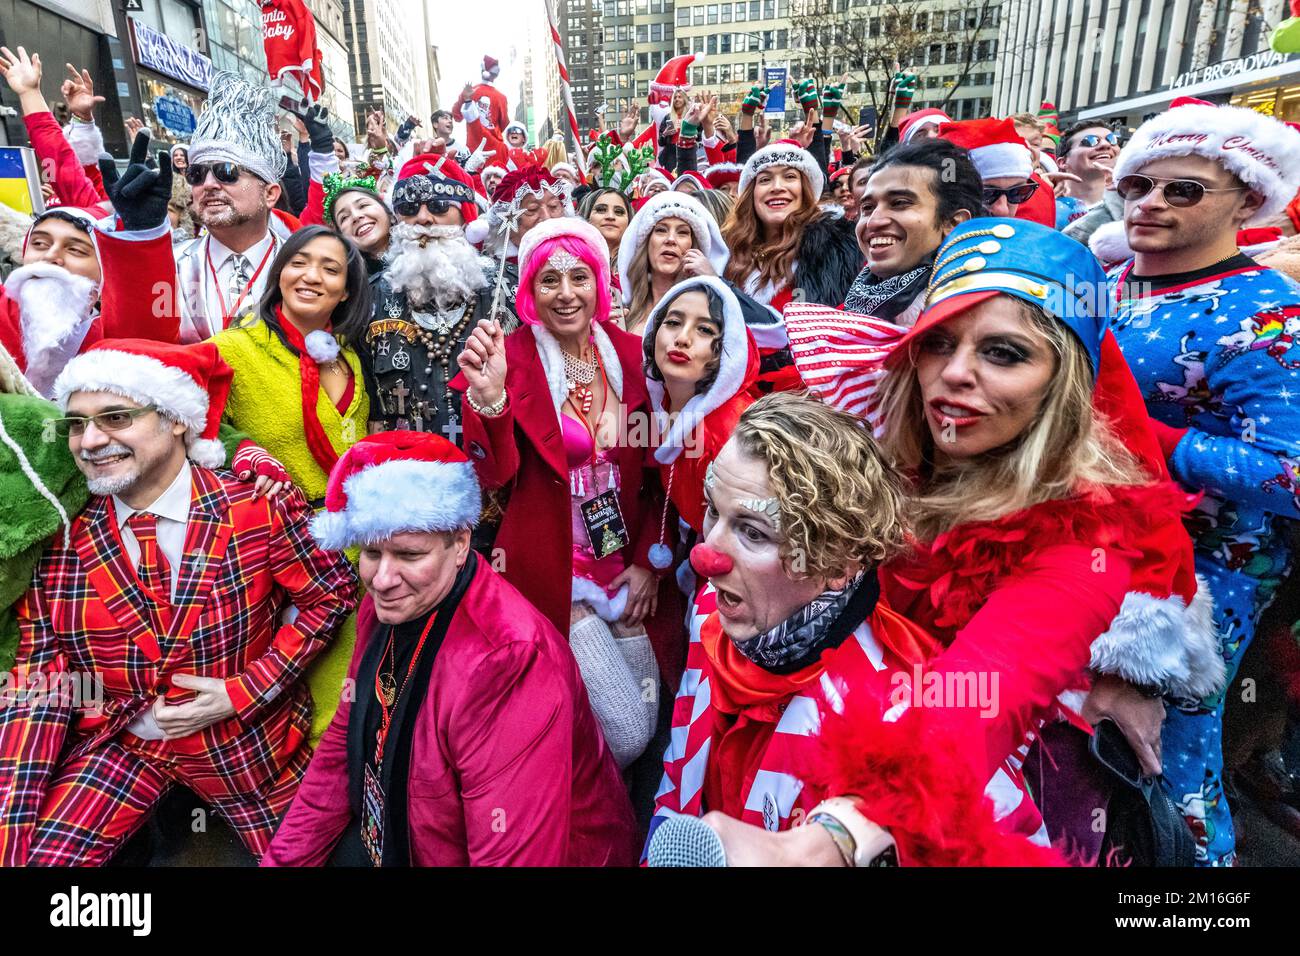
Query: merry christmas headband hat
311 430 482 549
739 139 825 198
1113 97 1300 225
53 338 233 468
189 71 287 184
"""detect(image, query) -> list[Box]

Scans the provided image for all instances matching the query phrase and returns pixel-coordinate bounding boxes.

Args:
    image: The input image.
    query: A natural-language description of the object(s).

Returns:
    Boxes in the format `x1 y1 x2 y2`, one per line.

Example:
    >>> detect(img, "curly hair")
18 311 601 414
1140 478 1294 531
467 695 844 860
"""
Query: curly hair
731 392 907 579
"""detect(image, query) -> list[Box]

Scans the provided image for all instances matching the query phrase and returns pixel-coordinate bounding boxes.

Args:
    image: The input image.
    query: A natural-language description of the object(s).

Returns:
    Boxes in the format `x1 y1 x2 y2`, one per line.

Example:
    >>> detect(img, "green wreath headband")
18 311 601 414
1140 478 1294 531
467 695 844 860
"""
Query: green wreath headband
322 172 380 225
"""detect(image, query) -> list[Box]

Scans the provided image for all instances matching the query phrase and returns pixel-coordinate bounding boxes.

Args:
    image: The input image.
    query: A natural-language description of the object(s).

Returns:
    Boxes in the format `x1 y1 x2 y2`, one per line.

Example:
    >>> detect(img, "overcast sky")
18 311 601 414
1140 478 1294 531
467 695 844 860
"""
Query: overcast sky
423 0 540 110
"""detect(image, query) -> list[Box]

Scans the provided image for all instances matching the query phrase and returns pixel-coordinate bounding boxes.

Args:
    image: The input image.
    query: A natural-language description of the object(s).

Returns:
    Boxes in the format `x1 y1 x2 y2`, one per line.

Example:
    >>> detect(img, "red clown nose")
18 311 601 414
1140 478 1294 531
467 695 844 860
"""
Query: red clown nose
690 543 734 578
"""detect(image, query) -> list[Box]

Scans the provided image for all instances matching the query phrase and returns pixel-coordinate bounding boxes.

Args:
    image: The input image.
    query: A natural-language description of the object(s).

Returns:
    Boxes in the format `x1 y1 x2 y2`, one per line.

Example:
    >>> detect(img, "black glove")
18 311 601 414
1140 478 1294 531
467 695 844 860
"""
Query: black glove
103 130 172 232
97 152 120 194
302 105 335 154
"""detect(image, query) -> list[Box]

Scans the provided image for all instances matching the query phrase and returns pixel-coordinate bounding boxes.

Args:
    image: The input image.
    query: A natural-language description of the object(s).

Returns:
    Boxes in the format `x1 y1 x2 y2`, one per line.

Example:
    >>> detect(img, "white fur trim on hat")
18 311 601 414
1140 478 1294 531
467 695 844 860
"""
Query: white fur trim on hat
504 122 527 139
1114 102 1300 226
641 275 748 464
617 191 729 305
310 457 482 550
515 215 608 277
572 575 628 623
968 141 1033 181
52 349 218 466
739 142 825 199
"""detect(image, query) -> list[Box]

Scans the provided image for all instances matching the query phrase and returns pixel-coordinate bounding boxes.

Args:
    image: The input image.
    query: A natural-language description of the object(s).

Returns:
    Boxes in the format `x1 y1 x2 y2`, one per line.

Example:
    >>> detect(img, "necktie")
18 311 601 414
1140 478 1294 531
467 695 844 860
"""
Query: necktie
228 253 251 305
127 511 172 604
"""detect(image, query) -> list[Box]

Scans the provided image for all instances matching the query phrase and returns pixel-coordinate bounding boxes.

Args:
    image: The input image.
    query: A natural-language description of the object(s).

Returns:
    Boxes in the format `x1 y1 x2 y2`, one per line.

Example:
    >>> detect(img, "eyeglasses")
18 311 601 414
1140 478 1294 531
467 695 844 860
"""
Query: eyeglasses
48 406 158 438
981 181 1039 207
184 162 243 187
394 198 455 218
1114 174 1248 207
1075 132 1119 149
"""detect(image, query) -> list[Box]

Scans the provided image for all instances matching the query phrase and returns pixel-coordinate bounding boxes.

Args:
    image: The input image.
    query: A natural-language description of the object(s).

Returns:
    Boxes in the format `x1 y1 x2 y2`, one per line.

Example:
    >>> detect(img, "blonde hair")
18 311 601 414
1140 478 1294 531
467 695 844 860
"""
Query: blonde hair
1009 112 1045 133
694 188 734 226
543 139 569 169
731 392 907 579
622 218 699 333
876 298 1144 541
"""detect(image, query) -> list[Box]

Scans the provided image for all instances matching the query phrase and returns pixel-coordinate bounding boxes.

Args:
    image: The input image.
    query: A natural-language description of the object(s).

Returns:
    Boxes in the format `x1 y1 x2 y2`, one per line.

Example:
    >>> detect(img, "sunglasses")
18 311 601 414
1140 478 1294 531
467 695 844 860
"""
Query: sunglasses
1075 132 1119 149
394 198 456 218
981 181 1039 206
49 405 157 438
1115 174 1248 207
184 162 244 186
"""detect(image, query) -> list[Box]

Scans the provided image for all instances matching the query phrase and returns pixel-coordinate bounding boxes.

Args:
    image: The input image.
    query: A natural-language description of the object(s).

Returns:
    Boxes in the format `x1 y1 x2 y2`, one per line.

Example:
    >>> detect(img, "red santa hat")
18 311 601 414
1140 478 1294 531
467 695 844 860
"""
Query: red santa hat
937 117 1033 180
898 108 950 144
739 139 825 198
487 163 572 224
1113 98 1300 225
703 162 742 189
53 338 232 469
649 54 695 106
393 152 480 224
311 430 481 550
481 55 501 81
671 169 712 192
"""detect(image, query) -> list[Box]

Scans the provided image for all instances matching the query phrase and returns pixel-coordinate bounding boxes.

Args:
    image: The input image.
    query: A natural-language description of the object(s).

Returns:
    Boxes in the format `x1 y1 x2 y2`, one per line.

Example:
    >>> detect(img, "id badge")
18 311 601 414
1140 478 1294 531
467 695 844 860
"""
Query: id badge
581 489 630 559
362 764 385 867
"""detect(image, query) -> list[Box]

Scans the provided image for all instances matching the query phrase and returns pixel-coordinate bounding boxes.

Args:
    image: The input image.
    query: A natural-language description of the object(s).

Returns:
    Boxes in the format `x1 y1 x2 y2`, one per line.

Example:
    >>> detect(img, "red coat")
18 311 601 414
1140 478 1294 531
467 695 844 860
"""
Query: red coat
455 82 511 135
453 323 663 638
24 112 105 210
263 561 636 866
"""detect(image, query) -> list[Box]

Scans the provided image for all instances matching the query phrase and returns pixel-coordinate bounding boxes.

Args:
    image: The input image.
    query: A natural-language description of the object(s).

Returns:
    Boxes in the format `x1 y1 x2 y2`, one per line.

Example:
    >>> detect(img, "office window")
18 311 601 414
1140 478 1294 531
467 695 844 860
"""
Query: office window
777 28 787 47
694 6 704 24
764 0 775 18
720 33 731 53
637 24 648 42
749 1 760 19
694 35 705 53
618 48 629 64
735 1 746 20
637 52 648 70
637 0 649 12
679 37 690 53
719 63 731 83
748 62 759 82
604 1 614 14
651 23 662 41
708 4 719 24
721 4 731 22
707 34 717 54
677 5 690 24
706 65 717 84
692 66 704 85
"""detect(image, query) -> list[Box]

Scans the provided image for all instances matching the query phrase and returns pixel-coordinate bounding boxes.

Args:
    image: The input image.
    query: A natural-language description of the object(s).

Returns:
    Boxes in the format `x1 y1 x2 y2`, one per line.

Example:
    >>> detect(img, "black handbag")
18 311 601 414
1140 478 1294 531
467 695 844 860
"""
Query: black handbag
1091 718 1197 867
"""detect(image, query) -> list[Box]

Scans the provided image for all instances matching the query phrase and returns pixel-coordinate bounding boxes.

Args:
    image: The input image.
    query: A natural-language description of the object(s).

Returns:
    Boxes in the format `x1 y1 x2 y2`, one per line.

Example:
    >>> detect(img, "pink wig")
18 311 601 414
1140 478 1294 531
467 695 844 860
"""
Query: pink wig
515 232 612 328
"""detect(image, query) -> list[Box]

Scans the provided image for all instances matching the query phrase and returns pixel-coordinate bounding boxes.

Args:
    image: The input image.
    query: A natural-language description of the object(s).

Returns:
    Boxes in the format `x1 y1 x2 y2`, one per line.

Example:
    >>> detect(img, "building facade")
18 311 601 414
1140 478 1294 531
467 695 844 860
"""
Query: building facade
992 0 1296 128
304 0 358 138
339 0 432 134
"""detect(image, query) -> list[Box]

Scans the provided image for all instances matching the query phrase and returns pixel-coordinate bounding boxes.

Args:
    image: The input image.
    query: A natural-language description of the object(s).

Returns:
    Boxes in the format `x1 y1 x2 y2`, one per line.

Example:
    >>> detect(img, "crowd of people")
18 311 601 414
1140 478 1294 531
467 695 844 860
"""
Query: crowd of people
0 42 1298 869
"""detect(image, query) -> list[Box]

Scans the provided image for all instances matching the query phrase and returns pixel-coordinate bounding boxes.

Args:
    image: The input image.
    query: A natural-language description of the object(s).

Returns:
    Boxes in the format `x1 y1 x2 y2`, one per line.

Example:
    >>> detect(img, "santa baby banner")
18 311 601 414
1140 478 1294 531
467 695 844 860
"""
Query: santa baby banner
260 0 324 105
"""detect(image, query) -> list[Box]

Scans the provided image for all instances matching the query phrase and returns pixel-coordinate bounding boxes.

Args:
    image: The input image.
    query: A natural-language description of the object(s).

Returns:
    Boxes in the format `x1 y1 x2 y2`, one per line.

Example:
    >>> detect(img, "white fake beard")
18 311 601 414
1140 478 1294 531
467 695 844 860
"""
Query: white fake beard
384 223 490 311
6 261 98 398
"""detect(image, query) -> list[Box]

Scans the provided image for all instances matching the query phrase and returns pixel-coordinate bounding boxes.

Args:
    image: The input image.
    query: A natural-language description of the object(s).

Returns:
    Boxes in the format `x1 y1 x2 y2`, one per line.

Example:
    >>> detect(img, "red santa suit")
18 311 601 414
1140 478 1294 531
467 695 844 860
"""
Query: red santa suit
0 209 179 396
262 431 635 866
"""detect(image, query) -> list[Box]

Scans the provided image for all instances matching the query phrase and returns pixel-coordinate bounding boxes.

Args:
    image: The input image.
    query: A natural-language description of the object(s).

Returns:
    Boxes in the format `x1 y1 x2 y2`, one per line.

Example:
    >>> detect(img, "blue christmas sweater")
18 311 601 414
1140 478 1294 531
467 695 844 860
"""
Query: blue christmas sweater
1109 258 1300 598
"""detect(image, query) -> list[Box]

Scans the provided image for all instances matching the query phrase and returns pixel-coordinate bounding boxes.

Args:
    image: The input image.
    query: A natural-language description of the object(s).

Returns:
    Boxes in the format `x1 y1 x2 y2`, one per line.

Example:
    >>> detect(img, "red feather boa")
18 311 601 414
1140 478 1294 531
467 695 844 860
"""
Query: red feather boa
885 480 1197 638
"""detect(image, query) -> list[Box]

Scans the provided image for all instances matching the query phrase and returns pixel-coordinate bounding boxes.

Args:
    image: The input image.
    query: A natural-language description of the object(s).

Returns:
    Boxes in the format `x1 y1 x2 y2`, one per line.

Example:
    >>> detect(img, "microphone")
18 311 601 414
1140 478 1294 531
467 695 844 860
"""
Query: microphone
646 815 728 867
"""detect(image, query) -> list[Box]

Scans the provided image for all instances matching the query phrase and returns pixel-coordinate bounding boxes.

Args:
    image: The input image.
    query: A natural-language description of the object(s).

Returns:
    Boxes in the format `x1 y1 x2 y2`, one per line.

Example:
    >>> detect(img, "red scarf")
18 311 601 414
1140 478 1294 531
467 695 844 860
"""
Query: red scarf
275 306 344 476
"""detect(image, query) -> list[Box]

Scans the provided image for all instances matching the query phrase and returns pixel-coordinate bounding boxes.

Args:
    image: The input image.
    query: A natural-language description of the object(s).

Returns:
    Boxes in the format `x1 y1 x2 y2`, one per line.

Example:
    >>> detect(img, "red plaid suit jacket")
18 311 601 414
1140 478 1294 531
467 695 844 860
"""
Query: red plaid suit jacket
0 466 357 864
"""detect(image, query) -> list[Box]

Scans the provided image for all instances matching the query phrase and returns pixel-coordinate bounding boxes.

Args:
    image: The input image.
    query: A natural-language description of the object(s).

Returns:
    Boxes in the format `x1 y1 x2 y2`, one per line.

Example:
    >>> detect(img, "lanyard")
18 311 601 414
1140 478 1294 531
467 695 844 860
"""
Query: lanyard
206 238 275 325
372 612 438 767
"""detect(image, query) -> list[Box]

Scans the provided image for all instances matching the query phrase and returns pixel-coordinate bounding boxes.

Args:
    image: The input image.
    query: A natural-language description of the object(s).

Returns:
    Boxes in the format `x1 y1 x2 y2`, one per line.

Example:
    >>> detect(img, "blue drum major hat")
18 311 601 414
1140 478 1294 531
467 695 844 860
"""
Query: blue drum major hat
890 218 1109 376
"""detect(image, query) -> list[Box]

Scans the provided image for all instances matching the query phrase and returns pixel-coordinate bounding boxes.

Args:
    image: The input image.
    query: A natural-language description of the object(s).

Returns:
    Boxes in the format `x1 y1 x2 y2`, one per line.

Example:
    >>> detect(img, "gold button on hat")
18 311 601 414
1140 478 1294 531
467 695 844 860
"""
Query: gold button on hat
978 240 1001 254
992 223 1016 238
965 256 986 271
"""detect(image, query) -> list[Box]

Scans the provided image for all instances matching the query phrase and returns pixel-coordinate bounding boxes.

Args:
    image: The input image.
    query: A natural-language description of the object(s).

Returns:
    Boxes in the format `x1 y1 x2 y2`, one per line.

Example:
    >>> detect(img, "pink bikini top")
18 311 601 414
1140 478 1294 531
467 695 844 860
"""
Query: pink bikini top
561 414 594 470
